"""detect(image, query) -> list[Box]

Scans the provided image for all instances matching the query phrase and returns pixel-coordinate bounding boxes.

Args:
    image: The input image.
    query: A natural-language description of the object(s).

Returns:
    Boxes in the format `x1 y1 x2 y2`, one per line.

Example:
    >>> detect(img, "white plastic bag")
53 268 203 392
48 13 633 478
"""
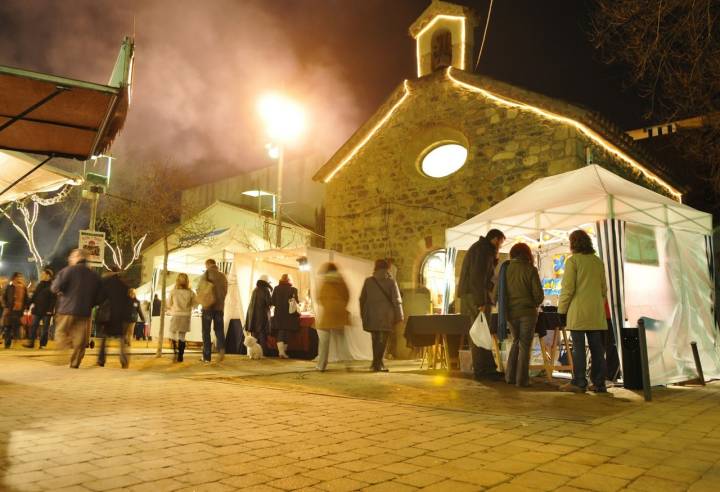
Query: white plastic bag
289 298 298 314
469 312 493 350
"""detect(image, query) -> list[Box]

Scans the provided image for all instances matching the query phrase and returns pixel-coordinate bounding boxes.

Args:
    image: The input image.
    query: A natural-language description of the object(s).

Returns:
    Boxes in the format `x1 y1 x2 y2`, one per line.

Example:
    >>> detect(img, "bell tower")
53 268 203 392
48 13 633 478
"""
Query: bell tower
409 0 476 78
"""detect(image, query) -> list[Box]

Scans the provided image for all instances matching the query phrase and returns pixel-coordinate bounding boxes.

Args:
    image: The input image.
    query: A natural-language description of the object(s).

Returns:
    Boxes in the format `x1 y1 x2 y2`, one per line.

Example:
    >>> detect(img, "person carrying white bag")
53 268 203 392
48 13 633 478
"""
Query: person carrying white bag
457 229 506 381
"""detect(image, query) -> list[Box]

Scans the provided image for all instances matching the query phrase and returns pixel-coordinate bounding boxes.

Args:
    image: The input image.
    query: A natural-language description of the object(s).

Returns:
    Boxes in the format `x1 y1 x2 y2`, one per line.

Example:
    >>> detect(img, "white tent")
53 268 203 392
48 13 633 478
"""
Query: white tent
234 247 374 361
0 150 81 205
446 165 719 385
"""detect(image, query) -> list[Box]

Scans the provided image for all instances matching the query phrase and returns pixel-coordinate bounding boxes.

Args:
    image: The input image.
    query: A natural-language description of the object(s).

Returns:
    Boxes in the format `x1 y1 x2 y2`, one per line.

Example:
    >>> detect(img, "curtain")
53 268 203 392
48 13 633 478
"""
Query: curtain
595 219 626 368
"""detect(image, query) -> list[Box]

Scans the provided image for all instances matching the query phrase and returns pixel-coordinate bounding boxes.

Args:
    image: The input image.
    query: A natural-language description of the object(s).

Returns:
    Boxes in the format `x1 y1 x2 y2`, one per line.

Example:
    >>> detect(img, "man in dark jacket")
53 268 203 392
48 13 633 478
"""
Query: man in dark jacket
24 268 56 348
200 259 228 362
51 249 101 368
96 268 132 368
457 229 505 380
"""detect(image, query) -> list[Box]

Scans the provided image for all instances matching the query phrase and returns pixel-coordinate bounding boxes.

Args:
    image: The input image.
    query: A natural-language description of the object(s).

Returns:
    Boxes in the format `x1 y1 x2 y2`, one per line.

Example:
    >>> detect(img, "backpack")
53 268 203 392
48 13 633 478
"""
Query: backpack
196 273 216 309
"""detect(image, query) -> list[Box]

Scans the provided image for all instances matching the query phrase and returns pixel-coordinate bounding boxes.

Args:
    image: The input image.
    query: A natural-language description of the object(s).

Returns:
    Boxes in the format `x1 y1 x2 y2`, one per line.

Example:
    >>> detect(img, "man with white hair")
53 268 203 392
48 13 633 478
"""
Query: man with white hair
51 249 101 368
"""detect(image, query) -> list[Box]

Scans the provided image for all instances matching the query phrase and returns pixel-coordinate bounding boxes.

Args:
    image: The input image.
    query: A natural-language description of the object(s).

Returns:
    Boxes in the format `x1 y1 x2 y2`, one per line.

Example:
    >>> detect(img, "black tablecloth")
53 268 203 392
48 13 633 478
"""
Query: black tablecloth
404 315 472 347
404 312 566 348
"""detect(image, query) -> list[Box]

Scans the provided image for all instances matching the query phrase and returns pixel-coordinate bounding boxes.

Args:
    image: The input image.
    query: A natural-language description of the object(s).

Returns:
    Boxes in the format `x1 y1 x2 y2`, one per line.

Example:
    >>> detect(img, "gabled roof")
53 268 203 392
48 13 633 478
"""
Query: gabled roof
313 68 683 201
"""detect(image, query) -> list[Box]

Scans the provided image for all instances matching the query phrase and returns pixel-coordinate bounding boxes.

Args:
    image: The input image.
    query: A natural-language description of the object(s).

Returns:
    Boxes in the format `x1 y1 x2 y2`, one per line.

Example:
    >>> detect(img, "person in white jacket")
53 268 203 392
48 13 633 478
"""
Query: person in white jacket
167 273 197 362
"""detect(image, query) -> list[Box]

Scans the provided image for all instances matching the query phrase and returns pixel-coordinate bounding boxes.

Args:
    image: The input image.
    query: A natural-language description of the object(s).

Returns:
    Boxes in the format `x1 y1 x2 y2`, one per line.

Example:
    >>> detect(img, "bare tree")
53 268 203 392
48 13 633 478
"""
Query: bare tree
113 161 213 357
591 0 720 192
1 185 77 278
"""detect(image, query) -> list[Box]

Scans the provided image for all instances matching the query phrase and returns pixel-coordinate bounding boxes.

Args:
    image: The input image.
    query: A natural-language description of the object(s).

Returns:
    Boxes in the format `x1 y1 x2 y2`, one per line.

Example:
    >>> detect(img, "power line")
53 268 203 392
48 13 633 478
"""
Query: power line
475 0 495 71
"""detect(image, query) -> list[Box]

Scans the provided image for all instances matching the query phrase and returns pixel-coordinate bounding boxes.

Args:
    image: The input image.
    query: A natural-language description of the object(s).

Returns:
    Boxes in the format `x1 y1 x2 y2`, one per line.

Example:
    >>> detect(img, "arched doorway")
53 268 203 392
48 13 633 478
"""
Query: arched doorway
420 249 452 314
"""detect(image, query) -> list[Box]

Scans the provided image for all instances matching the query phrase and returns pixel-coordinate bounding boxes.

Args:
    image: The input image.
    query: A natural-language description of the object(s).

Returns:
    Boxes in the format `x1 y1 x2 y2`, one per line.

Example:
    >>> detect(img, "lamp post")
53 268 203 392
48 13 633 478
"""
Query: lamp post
257 94 305 249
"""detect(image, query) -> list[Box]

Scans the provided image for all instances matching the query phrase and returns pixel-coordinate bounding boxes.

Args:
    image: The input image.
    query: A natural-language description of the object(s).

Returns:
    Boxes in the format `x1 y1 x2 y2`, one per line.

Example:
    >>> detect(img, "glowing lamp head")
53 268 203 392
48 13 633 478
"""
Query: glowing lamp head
257 93 305 143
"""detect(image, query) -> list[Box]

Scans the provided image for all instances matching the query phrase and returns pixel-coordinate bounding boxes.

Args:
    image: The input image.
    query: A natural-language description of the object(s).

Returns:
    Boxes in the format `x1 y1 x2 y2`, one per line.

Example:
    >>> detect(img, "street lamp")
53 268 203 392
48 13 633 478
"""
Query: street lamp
257 93 305 248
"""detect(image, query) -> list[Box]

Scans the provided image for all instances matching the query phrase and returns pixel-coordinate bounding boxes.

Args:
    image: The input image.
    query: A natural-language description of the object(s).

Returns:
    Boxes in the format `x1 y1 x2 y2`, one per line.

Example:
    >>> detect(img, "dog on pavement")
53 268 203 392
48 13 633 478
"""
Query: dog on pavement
243 332 263 360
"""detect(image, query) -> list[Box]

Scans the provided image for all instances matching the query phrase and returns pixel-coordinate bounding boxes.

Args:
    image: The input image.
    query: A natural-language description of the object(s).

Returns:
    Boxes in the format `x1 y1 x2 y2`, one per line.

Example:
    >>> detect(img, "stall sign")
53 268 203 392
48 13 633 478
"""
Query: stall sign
78 230 105 267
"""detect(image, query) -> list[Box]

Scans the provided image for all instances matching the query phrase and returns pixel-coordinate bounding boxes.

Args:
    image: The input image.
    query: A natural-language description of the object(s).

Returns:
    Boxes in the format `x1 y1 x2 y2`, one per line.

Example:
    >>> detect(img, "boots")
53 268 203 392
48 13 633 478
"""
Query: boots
177 341 185 362
277 341 289 359
371 332 389 372
171 339 177 362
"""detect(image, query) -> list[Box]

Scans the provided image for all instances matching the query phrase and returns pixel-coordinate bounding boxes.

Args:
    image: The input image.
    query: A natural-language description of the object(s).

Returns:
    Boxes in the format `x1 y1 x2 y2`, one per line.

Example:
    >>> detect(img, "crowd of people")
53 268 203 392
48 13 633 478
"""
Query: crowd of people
460 228 612 393
2 230 614 392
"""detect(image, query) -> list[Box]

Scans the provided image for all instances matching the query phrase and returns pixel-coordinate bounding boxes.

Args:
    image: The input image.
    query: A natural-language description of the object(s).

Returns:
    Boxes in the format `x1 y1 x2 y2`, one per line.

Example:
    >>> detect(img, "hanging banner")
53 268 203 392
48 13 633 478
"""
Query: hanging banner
78 230 105 267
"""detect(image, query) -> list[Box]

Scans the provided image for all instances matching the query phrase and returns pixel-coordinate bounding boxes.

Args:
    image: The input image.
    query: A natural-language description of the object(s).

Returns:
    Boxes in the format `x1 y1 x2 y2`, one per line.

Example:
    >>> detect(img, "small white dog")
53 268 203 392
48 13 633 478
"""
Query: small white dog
243 332 263 360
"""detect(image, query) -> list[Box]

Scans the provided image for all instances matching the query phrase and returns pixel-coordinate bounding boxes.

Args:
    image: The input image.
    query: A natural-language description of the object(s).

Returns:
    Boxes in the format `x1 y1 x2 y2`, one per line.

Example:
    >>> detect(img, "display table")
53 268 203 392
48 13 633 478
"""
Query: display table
286 314 318 359
405 312 574 377
404 315 472 370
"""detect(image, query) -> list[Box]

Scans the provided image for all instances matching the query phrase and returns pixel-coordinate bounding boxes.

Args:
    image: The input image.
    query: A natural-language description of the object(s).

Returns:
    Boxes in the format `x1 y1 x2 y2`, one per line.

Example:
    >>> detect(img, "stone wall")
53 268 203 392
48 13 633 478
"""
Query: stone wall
324 73 667 289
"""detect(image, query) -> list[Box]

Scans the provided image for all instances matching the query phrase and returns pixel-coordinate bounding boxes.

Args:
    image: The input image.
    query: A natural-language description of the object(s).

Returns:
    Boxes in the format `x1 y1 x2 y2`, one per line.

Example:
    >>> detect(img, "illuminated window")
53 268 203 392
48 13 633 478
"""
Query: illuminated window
420 143 468 178
421 249 451 314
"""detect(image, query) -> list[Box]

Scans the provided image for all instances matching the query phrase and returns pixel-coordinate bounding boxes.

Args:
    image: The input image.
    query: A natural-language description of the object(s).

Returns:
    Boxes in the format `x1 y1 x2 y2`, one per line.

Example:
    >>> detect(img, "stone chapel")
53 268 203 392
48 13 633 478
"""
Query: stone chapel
313 0 682 314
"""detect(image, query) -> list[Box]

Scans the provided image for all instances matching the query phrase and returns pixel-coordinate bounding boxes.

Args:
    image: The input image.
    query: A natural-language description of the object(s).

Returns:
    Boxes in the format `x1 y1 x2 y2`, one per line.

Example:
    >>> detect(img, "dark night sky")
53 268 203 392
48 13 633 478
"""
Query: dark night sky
0 0 646 181
0 0 653 274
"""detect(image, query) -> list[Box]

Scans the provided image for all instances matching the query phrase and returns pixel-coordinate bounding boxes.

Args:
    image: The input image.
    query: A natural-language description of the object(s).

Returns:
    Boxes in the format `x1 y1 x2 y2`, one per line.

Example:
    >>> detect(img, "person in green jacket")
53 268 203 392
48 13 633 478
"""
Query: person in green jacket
558 229 608 393
503 243 544 387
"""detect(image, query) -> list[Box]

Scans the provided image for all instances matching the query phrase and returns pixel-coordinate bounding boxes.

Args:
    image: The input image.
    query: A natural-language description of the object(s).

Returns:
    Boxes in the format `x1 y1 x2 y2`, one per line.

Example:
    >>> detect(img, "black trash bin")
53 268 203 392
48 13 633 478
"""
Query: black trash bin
621 328 643 389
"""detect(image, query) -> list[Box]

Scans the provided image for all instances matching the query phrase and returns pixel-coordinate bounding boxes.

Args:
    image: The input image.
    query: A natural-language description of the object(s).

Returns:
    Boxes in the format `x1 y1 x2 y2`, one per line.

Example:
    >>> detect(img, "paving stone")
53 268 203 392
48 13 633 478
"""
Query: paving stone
568 473 629 492
267 475 321 490
511 470 569 491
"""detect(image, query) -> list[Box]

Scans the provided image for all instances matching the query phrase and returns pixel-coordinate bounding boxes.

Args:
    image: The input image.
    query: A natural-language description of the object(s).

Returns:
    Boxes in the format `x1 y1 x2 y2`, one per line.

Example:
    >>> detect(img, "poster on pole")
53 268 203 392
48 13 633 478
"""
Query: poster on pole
78 230 105 267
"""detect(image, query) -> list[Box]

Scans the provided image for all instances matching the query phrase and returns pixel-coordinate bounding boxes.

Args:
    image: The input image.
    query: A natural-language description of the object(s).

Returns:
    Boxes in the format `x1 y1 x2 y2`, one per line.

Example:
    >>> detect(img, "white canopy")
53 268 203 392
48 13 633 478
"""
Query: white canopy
446 165 711 250
0 151 81 205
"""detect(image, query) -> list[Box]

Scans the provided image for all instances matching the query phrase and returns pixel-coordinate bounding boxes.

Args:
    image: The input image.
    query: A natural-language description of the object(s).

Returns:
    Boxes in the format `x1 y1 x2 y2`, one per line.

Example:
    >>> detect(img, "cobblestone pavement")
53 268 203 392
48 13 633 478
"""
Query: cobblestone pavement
1 348 719 492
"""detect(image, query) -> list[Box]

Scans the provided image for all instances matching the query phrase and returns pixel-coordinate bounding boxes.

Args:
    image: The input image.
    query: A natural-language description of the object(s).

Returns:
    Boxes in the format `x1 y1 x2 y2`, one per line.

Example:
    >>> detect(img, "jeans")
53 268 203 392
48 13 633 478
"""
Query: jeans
201 310 225 361
505 315 537 386
316 329 347 370
570 330 607 389
97 336 129 368
28 315 52 347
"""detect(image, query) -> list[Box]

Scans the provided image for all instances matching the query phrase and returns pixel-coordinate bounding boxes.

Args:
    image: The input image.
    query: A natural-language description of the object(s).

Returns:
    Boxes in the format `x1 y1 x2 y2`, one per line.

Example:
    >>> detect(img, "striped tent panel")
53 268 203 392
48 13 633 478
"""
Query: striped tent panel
595 219 626 368
706 235 718 333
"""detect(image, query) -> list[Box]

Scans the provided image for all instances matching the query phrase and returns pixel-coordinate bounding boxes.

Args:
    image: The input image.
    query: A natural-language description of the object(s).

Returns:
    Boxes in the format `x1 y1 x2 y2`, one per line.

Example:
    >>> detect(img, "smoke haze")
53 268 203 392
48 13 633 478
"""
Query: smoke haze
0 0 420 181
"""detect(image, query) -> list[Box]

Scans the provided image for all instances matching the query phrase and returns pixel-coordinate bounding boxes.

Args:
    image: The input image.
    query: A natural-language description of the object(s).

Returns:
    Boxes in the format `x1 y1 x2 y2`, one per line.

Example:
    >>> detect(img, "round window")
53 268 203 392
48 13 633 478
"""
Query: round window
420 143 468 178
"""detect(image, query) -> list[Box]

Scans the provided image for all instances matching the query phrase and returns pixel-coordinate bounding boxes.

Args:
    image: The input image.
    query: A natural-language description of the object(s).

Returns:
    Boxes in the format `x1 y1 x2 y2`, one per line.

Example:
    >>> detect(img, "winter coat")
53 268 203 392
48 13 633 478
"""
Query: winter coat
30 280 56 316
245 280 272 336
457 236 497 307
316 272 349 330
204 265 228 312
504 258 544 320
271 281 300 333
558 253 607 331
167 288 197 317
96 273 132 337
3 281 28 313
359 269 403 333
51 261 101 317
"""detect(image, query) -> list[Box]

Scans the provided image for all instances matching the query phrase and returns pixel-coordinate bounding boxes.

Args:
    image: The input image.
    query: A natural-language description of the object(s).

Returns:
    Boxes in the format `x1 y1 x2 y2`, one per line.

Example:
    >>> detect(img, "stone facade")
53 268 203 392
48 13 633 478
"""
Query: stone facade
320 70 673 289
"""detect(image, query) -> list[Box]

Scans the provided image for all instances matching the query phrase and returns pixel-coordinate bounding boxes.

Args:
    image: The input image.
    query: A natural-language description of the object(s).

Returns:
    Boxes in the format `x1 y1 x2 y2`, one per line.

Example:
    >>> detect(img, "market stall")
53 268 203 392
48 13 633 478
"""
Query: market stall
446 165 719 385
233 247 374 361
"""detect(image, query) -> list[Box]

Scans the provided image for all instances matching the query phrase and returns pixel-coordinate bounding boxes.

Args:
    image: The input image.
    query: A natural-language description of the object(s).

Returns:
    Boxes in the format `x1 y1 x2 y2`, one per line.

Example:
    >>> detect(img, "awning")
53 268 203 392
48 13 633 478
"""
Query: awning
0 150 81 205
0 36 134 160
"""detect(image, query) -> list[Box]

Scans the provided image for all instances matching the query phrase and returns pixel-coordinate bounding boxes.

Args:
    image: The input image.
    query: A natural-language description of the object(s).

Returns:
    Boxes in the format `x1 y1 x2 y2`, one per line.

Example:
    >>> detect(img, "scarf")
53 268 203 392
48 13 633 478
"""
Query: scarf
496 261 509 342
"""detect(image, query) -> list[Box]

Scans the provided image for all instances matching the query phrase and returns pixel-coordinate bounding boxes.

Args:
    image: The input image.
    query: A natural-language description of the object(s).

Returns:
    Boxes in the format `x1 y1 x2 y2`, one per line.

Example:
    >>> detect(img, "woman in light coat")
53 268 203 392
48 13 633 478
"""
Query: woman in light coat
315 262 350 371
167 273 197 362
558 229 608 393
360 259 403 372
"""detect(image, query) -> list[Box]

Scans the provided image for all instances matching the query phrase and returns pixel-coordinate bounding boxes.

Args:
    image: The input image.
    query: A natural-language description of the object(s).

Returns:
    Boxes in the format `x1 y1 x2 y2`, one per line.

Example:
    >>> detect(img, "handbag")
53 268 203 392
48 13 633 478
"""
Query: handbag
288 297 298 314
469 311 493 350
